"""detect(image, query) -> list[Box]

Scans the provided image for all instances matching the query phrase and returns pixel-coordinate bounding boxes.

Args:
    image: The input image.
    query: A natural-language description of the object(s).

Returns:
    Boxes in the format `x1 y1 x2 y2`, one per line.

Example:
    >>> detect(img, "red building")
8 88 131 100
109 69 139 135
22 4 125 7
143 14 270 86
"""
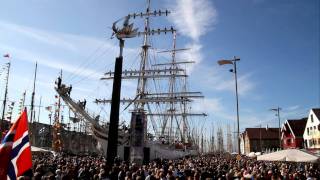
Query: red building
281 118 307 149
240 128 280 154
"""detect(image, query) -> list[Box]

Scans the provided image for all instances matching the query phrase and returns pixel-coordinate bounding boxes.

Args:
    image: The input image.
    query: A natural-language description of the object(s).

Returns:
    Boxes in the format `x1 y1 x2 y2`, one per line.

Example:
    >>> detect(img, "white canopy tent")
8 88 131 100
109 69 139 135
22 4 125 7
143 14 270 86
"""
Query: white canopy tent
257 149 319 162
31 146 52 153
31 146 49 152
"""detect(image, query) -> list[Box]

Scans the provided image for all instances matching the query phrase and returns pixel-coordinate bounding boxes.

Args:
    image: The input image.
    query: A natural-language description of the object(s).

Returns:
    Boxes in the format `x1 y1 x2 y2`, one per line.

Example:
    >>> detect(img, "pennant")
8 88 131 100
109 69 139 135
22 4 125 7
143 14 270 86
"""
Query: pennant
45 106 52 111
0 109 32 179
217 60 233 65
3 54 10 58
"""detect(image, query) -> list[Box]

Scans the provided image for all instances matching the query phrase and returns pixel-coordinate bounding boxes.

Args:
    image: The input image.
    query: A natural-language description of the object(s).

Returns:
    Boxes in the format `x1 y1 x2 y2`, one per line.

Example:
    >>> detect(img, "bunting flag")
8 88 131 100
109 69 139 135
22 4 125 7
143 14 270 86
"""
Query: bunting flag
0 109 32 179
217 60 233 65
3 54 10 58
45 106 52 111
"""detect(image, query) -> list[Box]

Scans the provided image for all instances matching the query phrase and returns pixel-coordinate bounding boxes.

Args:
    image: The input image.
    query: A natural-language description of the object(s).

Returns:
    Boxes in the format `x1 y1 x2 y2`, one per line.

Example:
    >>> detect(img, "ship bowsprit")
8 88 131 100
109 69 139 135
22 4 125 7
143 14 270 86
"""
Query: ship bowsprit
55 85 129 153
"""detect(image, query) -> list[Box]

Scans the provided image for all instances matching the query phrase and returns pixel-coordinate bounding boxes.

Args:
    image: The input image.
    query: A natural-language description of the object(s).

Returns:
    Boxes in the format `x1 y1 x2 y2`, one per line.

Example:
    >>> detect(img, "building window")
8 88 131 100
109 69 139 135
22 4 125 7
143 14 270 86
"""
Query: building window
305 140 308 148
318 125 320 131
307 128 310 135
309 139 313 146
311 114 313 122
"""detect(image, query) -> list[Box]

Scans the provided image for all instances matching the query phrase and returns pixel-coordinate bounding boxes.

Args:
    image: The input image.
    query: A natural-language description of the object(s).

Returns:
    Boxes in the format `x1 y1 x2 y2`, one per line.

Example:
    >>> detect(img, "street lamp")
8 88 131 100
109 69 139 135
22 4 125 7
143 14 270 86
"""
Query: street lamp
270 107 282 149
217 56 240 154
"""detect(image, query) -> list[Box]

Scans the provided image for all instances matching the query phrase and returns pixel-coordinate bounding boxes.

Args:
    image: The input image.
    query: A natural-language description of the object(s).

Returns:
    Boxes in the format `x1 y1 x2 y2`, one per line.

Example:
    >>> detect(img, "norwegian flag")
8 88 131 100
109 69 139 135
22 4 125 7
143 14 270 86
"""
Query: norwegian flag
0 109 32 179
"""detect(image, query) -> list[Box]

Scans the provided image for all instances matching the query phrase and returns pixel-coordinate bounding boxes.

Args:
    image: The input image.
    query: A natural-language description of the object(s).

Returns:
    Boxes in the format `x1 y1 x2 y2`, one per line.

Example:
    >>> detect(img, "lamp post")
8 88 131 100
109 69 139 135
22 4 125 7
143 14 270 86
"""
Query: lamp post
270 107 282 149
217 56 240 154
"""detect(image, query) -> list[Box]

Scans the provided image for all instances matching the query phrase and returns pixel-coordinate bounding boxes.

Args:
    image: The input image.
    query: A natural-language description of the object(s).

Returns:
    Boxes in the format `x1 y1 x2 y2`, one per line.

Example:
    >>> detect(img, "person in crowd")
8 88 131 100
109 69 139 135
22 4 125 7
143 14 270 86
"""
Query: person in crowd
31 153 319 180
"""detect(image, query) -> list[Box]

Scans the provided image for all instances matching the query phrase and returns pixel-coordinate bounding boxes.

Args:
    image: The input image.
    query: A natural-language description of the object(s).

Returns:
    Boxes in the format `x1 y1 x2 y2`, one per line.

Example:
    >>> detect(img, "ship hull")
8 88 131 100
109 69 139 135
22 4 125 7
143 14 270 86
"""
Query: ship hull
93 127 197 161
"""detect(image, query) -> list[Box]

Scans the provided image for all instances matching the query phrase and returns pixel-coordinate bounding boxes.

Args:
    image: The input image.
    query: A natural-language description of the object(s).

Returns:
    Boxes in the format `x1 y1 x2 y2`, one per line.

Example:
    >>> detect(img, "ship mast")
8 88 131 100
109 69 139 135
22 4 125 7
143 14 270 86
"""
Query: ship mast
169 31 176 143
54 0 207 164
30 62 37 123
97 1 207 142
135 0 151 111
52 70 63 152
1 61 10 131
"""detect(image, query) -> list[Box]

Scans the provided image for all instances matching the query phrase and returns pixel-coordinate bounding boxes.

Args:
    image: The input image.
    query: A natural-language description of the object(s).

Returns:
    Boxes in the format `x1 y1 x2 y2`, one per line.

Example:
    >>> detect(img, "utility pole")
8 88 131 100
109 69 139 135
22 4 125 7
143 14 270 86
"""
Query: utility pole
233 57 240 154
217 56 241 154
259 124 262 152
227 124 232 153
233 122 237 153
271 107 282 149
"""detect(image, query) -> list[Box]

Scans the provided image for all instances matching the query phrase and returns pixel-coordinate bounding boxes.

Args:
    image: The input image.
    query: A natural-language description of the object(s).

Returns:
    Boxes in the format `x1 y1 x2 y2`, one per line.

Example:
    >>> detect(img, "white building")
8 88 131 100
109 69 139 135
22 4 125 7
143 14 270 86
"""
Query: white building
303 108 320 149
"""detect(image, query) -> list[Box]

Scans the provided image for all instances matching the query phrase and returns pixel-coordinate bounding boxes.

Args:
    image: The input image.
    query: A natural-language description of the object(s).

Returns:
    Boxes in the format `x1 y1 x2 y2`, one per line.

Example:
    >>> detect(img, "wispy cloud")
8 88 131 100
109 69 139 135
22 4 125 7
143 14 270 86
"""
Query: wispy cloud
194 98 235 121
0 44 102 79
214 73 255 96
0 20 77 51
0 21 140 82
167 0 217 65
193 64 255 96
286 105 300 111
168 0 217 42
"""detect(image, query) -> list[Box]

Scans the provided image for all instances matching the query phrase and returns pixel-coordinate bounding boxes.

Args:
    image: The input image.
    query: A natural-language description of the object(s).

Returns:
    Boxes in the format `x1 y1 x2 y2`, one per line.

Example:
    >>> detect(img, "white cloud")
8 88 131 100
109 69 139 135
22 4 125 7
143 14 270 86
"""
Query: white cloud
193 98 235 120
168 0 217 42
286 105 300 111
192 64 255 96
194 98 222 112
177 43 203 70
167 0 217 66
0 21 141 83
0 44 102 80
0 20 77 51
214 73 255 96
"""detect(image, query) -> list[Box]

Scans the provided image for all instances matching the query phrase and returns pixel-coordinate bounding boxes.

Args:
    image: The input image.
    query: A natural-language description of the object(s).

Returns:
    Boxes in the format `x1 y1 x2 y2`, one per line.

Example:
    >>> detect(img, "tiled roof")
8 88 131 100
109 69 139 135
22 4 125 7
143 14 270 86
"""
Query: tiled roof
287 118 307 137
245 128 279 140
312 108 320 119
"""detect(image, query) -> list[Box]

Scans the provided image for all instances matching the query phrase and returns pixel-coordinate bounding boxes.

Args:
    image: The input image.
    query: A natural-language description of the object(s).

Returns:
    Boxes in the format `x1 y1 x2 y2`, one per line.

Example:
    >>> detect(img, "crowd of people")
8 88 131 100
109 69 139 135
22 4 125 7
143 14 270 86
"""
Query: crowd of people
29 153 319 180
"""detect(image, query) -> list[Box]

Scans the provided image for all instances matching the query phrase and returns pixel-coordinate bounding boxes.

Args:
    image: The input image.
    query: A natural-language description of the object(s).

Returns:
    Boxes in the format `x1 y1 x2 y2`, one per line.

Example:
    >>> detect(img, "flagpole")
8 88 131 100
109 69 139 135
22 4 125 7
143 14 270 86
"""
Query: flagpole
1 61 11 132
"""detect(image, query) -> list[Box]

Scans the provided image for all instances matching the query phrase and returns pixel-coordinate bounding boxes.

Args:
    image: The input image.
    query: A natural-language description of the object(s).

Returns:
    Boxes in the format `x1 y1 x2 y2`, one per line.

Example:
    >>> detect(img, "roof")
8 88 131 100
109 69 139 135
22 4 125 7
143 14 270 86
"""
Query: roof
245 128 279 140
287 118 307 137
312 108 320 119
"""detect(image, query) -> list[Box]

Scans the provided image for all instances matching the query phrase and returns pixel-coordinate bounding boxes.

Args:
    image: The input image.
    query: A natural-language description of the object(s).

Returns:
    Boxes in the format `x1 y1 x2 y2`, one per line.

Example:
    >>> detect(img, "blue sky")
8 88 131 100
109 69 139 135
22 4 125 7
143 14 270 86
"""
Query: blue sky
0 0 319 136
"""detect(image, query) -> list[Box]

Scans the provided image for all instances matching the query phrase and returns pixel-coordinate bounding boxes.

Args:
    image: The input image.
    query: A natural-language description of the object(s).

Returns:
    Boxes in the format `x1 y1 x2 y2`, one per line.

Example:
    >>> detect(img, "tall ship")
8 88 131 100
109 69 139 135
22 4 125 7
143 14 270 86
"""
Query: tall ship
55 0 206 163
